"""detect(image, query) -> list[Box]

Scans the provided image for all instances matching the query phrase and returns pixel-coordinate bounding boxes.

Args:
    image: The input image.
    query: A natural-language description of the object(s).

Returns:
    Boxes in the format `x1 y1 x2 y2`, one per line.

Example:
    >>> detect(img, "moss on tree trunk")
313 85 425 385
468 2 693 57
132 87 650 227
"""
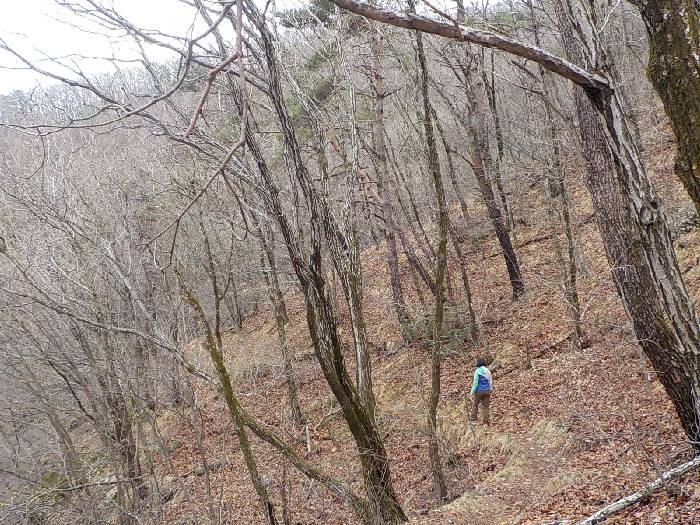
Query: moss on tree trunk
642 0 700 214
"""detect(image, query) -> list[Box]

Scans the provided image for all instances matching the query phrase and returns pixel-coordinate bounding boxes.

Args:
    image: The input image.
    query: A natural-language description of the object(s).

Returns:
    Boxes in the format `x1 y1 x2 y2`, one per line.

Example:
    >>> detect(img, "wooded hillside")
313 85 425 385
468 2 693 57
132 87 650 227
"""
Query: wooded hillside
1 1 699 524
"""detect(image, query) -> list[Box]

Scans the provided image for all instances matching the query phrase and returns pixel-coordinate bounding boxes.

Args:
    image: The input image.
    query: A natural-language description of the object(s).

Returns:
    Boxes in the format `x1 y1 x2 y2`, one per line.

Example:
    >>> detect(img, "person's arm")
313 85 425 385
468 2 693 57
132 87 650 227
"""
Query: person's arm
471 369 479 395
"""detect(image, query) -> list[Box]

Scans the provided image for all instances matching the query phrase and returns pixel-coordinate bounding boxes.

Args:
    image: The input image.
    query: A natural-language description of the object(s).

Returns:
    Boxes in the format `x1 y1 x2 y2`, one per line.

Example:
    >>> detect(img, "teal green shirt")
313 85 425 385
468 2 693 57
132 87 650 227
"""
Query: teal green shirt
471 366 493 394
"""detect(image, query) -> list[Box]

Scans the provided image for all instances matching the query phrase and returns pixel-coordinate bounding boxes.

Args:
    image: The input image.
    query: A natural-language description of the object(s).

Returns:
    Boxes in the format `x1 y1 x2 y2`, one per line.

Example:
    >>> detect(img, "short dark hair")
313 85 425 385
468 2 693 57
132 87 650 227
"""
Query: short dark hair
476 358 486 367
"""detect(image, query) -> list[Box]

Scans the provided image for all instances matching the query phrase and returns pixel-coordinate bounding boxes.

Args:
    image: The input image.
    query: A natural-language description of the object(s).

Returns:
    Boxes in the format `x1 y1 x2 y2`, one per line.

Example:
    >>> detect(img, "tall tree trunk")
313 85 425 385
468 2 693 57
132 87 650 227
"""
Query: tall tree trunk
413 8 449 501
555 0 700 446
225 279 243 331
47 411 82 485
469 80 525 299
246 5 406 519
397 229 438 295
435 58 525 299
633 0 700 215
317 137 377 419
432 108 478 338
433 109 471 229
543 174 582 350
481 54 515 233
529 0 582 349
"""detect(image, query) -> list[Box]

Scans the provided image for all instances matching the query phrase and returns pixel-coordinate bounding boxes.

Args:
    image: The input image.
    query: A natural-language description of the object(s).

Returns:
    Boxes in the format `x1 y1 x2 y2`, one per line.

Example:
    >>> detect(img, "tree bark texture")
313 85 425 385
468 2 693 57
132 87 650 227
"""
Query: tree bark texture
555 0 700 446
245 3 406 520
635 0 700 215
469 82 525 299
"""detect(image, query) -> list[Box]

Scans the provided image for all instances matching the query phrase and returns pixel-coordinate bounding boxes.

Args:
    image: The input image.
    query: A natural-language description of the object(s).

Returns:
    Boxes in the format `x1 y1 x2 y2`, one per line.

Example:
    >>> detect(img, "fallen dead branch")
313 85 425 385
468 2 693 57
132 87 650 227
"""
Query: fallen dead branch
566 454 700 525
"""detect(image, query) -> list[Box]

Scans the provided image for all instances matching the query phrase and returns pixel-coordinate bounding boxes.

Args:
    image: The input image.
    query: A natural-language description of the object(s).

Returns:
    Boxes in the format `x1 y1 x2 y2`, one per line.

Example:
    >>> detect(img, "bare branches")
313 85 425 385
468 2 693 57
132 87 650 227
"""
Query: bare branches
328 0 610 94
143 0 249 267
184 51 241 137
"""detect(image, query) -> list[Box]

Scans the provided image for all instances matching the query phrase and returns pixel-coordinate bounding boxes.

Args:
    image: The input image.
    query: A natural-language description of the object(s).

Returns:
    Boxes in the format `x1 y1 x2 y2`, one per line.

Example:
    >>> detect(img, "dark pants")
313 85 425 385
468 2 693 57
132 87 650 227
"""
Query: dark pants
470 391 491 424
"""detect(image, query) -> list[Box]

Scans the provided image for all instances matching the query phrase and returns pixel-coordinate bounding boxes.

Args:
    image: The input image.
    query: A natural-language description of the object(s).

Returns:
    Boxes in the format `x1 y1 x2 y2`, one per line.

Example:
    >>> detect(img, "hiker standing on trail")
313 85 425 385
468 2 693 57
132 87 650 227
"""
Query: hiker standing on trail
470 358 492 425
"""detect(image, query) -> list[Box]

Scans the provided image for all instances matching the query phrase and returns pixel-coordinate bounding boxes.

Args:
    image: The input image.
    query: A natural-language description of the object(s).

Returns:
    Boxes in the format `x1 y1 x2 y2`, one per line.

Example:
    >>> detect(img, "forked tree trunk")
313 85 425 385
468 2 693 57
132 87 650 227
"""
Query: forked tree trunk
316 139 377 419
245 4 406 519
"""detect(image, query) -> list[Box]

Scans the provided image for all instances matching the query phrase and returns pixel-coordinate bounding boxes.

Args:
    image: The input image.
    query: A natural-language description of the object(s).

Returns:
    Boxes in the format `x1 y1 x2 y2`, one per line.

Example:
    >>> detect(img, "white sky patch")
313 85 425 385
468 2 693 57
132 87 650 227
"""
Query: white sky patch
0 0 254 93
0 0 456 95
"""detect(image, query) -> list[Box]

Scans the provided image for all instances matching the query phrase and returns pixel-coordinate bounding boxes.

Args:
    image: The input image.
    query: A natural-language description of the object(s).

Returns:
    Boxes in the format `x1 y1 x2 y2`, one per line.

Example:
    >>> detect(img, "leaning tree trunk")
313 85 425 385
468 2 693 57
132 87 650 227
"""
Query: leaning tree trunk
634 0 700 215
180 275 278 525
246 4 406 519
439 59 525 299
555 0 700 446
481 56 514 234
469 81 525 299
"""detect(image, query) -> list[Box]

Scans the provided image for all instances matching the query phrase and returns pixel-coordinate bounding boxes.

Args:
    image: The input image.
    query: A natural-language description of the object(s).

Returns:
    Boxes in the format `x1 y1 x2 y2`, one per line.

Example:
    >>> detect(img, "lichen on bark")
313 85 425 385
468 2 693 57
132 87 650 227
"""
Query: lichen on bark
641 0 700 214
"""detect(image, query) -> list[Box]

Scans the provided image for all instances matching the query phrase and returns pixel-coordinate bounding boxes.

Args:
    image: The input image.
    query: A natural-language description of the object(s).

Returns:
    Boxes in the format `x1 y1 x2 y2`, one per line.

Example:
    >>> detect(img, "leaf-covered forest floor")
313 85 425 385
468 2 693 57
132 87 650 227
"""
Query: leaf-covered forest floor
155 109 700 524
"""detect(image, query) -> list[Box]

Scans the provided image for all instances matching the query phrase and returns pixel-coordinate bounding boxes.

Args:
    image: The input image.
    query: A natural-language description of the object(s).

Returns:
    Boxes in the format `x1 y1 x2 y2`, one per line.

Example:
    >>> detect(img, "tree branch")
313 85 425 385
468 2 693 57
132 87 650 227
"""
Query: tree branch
572 455 700 525
328 0 610 95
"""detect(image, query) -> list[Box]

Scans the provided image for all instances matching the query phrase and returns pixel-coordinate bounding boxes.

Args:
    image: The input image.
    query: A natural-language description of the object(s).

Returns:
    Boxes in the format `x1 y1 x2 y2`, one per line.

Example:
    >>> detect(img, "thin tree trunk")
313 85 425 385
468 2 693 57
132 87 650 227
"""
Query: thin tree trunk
543 174 582 350
371 21 411 331
529 0 582 350
225 280 243 331
179 274 278 525
259 231 304 425
448 222 479 342
469 81 525 299
433 58 525 299
413 7 449 500
482 56 514 233
47 411 82 486
397 228 438 295
433 109 471 229
246 5 406 518
432 108 478 338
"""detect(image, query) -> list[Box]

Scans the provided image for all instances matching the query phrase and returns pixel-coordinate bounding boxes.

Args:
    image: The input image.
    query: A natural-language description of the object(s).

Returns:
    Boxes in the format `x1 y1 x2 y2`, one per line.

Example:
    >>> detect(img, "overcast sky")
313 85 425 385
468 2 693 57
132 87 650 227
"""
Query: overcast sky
0 0 459 95
0 0 307 95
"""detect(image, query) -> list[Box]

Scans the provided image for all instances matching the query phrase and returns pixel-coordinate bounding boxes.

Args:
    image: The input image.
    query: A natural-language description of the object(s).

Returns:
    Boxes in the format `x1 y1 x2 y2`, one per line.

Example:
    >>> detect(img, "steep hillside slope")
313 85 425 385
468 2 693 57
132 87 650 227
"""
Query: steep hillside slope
156 115 700 525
